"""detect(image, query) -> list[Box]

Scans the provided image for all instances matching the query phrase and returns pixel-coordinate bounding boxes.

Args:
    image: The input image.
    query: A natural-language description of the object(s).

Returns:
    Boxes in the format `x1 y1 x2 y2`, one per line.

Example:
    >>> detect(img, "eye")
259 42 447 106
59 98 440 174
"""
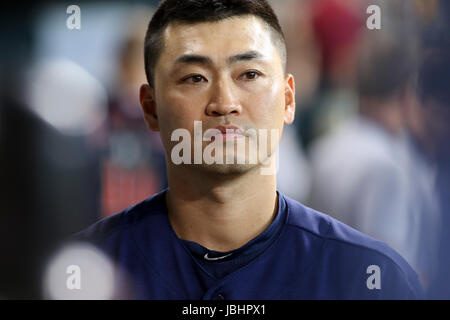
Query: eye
181 74 207 84
239 70 262 81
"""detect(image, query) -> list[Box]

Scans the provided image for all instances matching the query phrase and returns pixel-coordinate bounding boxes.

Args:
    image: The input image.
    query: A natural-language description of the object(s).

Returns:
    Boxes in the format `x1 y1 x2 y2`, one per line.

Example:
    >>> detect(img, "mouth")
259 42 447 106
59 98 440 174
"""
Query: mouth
209 125 245 141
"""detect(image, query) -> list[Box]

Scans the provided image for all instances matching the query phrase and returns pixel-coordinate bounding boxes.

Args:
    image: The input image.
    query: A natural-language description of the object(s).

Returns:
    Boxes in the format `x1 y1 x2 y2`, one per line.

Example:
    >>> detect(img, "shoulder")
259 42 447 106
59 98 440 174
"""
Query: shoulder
280 193 424 298
73 189 168 243
284 196 402 262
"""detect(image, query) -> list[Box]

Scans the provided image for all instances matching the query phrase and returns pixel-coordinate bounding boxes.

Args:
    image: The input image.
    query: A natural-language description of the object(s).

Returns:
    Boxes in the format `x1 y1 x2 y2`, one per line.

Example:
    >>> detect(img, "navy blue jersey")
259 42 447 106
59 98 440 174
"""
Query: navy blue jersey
74 189 423 299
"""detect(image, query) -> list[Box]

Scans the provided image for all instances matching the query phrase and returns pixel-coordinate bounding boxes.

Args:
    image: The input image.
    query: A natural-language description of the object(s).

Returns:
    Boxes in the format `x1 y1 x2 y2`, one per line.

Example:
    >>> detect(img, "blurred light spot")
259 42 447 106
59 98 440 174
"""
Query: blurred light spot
27 59 107 136
43 242 116 300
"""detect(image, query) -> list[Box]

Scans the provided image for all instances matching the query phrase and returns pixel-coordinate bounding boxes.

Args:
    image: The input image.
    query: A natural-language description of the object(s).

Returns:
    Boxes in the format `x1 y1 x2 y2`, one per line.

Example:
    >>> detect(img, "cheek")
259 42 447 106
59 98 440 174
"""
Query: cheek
156 91 205 139
245 80 285 128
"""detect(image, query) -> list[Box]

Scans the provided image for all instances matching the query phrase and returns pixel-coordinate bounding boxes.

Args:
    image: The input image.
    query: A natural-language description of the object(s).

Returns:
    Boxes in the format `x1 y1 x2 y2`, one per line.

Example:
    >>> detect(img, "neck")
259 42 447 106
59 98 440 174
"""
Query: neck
165 161 278 252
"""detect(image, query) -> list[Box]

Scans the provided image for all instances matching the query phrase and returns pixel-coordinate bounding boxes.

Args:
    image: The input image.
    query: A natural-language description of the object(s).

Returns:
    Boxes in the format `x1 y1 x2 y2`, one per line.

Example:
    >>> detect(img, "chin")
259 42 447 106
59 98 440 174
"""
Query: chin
197 162 258 176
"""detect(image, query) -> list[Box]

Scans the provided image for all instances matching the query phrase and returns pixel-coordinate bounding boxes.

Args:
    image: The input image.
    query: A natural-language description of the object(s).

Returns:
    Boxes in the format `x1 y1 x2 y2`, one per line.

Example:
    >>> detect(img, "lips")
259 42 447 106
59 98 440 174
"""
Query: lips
214 125 244 135
205 125 245 141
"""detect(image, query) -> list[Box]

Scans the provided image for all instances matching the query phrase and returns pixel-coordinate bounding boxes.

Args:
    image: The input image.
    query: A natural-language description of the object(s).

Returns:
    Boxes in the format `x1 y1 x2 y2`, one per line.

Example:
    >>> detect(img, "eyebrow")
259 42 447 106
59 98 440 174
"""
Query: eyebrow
175 54 212 65
174 50 265 66
228 51 264 64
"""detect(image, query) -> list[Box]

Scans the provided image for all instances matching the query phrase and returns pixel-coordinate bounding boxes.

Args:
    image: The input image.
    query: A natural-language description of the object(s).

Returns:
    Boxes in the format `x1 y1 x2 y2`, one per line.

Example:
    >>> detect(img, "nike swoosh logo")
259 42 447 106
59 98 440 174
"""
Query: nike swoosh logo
204 252 233 261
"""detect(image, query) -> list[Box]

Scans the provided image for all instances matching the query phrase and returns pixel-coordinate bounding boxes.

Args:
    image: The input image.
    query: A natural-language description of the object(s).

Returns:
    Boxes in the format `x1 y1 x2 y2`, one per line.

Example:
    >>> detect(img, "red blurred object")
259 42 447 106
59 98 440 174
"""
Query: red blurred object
101 161 159 217
311 0 364 69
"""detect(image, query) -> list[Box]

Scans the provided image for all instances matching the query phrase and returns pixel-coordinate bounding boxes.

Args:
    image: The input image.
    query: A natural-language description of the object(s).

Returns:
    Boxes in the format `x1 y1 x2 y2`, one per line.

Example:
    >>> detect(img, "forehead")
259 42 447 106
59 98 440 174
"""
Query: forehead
158 15 281 67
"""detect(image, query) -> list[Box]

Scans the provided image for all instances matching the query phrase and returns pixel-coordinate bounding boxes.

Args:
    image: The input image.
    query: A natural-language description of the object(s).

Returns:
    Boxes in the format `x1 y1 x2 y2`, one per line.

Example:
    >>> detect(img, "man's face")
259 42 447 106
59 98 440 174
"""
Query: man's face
140 15 295 174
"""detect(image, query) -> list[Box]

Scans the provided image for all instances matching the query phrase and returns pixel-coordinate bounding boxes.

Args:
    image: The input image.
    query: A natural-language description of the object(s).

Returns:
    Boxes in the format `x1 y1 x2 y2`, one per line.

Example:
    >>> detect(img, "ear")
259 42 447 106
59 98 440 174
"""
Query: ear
284 74 295 124
139 84 160 131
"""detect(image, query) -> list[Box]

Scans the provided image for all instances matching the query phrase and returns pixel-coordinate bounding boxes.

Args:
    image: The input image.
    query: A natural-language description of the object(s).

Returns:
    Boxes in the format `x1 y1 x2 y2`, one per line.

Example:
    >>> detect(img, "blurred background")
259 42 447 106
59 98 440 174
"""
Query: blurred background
0 0 449 299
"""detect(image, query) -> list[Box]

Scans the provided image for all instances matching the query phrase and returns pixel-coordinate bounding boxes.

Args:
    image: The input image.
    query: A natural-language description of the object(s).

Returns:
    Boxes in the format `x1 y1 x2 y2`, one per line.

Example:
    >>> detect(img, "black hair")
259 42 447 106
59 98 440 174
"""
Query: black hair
144 0 286 88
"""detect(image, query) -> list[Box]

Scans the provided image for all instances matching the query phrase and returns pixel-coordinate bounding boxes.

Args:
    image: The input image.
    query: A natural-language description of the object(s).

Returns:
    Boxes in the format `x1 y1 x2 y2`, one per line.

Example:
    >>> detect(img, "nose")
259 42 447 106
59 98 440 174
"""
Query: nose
205 78 242 117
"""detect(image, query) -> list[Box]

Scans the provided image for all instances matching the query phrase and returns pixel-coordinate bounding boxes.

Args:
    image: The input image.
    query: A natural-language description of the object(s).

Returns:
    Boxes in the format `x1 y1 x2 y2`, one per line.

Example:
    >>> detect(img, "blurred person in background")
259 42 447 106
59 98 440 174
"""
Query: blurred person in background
307 0 441 288
103 8 168 217
0 40 108 301
413 49 450 299
0 3 110 298
415 1 450 298
1 2 173 298
269 0 321 202
296 0 364 150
